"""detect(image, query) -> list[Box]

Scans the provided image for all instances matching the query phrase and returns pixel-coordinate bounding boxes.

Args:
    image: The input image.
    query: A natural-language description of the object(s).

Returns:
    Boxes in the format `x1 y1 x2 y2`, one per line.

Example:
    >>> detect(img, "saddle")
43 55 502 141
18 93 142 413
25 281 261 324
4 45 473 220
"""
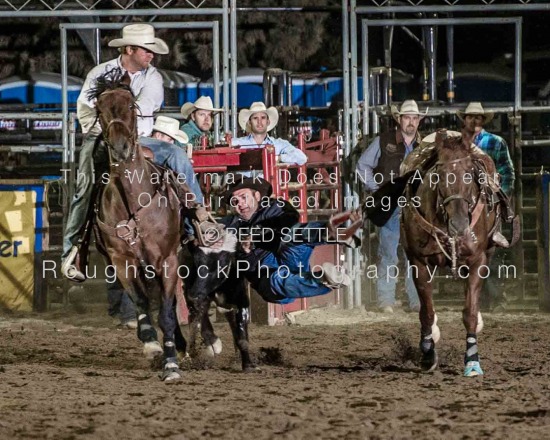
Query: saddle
73 159 223 277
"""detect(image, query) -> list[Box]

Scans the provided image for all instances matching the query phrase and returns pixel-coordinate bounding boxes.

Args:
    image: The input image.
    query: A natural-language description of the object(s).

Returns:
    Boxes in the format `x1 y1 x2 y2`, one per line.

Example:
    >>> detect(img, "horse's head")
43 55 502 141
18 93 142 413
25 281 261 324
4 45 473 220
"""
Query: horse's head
89 68 137 163
432 129 478 238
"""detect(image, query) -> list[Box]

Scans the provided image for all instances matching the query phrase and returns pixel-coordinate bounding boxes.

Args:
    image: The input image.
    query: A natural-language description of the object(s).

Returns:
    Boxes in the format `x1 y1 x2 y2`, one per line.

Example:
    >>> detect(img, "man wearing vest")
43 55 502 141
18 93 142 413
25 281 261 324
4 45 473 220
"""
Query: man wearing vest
356 100 425 313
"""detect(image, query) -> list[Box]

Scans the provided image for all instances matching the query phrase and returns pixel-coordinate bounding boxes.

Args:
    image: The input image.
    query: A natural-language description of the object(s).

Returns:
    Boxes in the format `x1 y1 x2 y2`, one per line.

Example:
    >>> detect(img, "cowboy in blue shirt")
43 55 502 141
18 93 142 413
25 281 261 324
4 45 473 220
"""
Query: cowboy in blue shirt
232 102 307 166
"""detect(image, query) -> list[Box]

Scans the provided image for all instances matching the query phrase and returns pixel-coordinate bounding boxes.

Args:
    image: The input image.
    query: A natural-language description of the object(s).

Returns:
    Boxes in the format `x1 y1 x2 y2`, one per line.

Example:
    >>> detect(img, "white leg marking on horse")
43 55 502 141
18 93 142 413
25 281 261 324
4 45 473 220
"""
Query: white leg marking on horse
431 313 441 344
203 337 223 357
476 311 484 333
143 341 163 359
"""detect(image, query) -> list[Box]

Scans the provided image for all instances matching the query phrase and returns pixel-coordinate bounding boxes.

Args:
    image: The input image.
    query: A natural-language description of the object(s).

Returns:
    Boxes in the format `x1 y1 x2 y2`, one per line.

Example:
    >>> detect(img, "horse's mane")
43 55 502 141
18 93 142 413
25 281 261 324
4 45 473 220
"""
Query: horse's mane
87 67 134 102
435 132 474 156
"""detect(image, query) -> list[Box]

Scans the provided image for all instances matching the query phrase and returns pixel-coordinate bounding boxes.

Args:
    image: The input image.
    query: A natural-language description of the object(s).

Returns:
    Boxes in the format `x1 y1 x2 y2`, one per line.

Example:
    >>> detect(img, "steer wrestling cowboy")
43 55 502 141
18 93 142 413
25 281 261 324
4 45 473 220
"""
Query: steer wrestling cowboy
218 175 361 304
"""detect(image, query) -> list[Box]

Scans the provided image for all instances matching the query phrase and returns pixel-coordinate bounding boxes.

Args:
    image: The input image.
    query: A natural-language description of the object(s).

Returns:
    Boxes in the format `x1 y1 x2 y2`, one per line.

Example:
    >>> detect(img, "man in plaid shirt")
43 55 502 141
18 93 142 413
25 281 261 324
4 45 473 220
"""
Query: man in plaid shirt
458 102 515 311
457 102 515 197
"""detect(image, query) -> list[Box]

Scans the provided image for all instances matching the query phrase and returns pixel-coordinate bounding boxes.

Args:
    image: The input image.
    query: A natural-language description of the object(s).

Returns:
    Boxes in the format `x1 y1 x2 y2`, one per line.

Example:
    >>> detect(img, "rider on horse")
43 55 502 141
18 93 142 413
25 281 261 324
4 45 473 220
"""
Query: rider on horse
61 24 215 281
401 128 515 248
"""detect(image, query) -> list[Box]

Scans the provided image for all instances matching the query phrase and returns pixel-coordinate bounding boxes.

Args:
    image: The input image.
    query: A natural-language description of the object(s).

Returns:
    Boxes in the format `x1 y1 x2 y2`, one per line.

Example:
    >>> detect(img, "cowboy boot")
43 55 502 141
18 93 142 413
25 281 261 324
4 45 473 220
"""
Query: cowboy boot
61 245 86 282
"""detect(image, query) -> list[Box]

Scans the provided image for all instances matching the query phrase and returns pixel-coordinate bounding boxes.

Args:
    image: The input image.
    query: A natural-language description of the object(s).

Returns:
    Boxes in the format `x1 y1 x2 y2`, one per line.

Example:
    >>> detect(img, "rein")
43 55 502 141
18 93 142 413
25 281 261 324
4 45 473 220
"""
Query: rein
405 154 492 278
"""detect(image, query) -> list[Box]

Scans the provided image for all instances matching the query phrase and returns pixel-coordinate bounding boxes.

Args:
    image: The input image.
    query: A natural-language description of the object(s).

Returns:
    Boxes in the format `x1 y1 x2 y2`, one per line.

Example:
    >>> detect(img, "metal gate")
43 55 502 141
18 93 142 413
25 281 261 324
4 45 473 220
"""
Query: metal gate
342 0 550 309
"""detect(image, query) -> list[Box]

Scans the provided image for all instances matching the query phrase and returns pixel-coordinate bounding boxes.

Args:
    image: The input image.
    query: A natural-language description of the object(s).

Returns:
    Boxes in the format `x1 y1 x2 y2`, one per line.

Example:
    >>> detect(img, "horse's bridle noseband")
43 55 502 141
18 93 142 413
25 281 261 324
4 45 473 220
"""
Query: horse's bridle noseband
96 89 139 166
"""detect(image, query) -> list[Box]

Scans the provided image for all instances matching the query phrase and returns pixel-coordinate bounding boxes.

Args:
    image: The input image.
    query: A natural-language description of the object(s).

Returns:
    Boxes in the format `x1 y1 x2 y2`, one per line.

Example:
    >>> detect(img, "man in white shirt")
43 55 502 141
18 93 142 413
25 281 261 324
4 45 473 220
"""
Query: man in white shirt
232 102 307 166
62 24 169 280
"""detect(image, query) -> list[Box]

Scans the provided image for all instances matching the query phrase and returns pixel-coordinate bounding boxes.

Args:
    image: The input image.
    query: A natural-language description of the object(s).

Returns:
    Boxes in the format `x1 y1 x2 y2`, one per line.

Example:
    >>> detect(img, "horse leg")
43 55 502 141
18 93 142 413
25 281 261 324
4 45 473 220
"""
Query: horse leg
223 300 255 371
200 307 223 357
157 258 184 382
413 260 439 372
112 257 162 359
463 259 486 377
186 295 209 359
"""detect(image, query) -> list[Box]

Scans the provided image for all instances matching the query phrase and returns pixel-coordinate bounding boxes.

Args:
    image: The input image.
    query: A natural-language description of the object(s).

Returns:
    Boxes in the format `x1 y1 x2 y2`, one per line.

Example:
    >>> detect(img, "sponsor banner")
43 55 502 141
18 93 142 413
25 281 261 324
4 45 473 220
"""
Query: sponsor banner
0 185 44 311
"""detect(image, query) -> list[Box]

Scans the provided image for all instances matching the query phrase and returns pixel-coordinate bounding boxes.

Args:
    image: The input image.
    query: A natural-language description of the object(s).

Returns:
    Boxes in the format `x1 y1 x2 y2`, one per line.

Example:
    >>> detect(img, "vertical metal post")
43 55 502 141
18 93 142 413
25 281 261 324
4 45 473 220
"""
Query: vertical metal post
427 25 437 102
212 21 220 144
362 19 369 138
342 0 354 309
223 0 231 134
60 26 69 182
446 25 454 103
382 26 393 105
349 0 362 308
230 0 238 136
350 0 358 148
515 19 522 110
94 28 101 65
514 19 525 302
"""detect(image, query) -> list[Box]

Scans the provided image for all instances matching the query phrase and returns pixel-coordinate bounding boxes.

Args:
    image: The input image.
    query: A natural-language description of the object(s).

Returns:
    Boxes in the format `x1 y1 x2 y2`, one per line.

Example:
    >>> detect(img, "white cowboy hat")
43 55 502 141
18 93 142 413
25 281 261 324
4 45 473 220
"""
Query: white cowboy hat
238 102 279 133
180 96 223 119
391 99 428 122
456 102 494 123
108 23 169 55
152 116 189 144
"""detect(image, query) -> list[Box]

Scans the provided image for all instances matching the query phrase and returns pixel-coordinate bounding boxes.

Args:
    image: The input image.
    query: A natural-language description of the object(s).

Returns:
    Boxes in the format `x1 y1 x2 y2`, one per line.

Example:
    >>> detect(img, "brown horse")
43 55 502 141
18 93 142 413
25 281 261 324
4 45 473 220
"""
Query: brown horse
90 69 255 378
401 129 505 377
90 69 190 381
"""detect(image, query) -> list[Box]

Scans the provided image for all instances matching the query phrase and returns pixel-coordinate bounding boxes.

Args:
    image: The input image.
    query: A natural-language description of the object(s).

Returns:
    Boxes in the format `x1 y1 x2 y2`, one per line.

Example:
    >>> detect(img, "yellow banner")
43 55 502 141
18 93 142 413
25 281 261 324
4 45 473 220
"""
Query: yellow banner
0 190 36 311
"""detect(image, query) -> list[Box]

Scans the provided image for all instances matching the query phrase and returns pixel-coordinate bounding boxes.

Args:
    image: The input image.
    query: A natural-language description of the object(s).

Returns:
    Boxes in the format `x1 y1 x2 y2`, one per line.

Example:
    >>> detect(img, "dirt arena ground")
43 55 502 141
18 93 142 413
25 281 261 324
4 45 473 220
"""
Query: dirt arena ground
0 305 549 440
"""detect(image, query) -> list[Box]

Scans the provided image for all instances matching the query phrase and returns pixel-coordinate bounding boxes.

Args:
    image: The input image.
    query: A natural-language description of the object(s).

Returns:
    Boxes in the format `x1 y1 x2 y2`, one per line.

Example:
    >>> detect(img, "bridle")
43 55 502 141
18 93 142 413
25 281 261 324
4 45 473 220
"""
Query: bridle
405 153 492 278
97 88 139 166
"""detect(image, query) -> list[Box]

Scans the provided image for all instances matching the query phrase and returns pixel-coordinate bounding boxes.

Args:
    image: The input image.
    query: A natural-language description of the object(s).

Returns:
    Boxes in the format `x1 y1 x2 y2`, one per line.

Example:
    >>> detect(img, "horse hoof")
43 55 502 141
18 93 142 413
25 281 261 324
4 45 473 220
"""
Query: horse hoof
432 315 441 344
203 338 222 357
143 341 163 359
420 351 439 373
476 312 484 333
464 361 484 377
243 364 260 373
161 369 183 382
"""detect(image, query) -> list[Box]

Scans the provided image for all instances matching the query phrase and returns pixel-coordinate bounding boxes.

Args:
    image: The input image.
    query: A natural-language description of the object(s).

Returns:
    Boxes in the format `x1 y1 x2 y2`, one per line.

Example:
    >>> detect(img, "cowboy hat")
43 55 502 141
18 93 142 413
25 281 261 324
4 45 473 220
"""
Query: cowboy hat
180 96 223 119
222 175 273 202
456 102 494 123
421 130 461 144
108 24 169 55
238 102 279 133
391 99 428 123
152 116 189 144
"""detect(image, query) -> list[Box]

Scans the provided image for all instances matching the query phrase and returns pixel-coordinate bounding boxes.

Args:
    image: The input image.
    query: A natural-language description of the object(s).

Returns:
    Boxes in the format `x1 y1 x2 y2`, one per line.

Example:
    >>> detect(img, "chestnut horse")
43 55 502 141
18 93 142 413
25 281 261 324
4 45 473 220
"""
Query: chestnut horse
90 70 190 381
401 129 508 377
90 69 254 378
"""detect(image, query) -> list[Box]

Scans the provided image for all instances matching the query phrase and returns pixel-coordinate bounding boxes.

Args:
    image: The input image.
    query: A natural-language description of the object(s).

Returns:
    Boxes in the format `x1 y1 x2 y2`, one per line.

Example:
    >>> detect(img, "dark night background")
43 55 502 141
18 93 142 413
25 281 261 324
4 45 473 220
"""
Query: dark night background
0 1 549 101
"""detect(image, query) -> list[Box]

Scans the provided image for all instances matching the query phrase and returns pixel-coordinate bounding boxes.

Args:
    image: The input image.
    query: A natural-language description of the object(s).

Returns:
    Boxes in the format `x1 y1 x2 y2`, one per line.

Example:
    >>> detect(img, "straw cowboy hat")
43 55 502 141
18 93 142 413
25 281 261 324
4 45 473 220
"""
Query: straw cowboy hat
456 102 494 124
152 116 189 144
180 96 223 119
391 99 428 123
238 102 279 133
108 23 169 55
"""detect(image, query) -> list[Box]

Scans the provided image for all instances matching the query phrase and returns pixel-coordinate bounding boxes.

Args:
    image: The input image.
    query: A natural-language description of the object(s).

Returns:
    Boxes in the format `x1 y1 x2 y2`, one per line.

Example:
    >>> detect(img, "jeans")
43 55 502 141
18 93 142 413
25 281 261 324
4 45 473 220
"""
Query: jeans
63 135 203 258
63 133 106 258
260 221 332 303
376 208 419 309
138 136 203 204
